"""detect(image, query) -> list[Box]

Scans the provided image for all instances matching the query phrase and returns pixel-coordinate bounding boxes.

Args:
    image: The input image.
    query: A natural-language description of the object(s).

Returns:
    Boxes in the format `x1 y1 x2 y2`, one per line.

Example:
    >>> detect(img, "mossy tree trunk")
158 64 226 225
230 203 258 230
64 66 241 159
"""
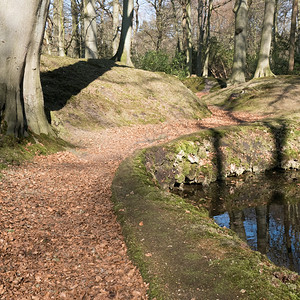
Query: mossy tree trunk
254 0 275 78
112 0 134 67
230 0 249 83
0 0 52 137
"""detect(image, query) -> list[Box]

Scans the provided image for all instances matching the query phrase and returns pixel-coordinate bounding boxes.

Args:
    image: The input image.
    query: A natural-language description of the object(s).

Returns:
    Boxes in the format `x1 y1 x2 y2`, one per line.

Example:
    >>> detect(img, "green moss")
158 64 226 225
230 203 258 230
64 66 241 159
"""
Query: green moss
0 132 71 170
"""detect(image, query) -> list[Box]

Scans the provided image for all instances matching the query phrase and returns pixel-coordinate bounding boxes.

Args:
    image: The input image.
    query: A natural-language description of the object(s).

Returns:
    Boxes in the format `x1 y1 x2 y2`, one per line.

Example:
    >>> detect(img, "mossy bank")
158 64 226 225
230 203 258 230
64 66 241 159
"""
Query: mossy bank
0 133 70 171
111 120 300 299
40 55 210 135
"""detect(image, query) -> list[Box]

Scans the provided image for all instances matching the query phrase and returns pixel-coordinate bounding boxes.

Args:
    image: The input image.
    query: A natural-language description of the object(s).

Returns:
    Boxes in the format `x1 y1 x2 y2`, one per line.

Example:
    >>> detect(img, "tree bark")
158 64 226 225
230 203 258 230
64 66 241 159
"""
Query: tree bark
53 0 65 56
254 0 275 78
0 0 52 136
84 0 98 59
112 0 134 66
171 0 182 52
230 0 249 83
186 0 192 76
202 0 213 77
112 0 120 55
288 0 298 72
196 0 205 76
71 0 81 58
152 0 164 51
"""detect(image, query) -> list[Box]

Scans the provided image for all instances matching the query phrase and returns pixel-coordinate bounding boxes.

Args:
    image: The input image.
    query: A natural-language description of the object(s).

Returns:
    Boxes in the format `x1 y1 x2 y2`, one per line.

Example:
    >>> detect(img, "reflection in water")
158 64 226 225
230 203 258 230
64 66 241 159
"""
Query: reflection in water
174 171 300 274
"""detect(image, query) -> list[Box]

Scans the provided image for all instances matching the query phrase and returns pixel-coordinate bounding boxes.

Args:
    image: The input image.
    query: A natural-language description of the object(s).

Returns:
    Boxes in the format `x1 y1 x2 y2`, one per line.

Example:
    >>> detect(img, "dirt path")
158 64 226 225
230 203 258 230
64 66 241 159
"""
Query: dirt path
0 107 263 299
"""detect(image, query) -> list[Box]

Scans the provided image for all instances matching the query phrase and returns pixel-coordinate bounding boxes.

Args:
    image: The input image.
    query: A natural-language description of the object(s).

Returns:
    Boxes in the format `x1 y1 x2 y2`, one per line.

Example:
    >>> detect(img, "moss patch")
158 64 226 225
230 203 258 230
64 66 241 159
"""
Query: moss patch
144 121 299 189
0 132 71 170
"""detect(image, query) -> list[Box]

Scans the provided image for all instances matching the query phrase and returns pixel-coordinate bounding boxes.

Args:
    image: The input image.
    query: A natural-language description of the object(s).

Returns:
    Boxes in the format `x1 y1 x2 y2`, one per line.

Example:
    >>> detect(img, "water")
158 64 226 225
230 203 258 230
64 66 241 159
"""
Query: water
174 171 300 274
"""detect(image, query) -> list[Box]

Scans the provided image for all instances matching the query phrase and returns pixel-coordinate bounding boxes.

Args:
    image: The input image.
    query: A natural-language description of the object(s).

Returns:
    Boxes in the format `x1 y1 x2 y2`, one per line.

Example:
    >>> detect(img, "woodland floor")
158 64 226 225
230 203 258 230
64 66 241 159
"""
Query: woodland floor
0 104 265 299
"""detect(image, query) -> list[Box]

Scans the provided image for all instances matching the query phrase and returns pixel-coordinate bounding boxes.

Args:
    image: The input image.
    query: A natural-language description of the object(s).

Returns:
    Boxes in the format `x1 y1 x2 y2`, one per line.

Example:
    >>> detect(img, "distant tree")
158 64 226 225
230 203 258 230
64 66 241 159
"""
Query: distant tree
53 0 65 56
288 0 298 72
230 0 250 83
147 0 165 51
202 0 213 78
254 0 275 78
112 0 134 66
112 0 120 55
180 0 192 75
84 0 98 58
0 0 52 136
71 0 81 58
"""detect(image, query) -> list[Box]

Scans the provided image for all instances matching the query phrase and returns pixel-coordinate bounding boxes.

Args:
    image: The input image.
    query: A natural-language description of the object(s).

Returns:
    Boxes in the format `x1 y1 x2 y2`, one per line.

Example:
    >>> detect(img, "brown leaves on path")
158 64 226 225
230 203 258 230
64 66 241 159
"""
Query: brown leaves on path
0 106 263 299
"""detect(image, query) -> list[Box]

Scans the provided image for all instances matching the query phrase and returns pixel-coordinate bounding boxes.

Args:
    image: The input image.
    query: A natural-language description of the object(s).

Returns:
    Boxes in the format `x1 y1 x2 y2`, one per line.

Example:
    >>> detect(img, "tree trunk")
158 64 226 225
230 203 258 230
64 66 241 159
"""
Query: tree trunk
112 0 120 55
186 0 192 76
0 0 52 136
155 0 164 51
202 0 213 77
254 0 275 78
288 0 298 72
71 0 80 58
171 0 182 52
84 0 98 59
230 0 249 83
53 0 65 56
196 0 205 76
112 0 134 66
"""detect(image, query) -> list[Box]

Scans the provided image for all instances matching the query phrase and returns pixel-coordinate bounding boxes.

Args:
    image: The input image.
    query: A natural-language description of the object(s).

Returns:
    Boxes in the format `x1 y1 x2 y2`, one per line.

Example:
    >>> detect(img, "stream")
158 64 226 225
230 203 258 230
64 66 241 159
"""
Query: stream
174 170 300 274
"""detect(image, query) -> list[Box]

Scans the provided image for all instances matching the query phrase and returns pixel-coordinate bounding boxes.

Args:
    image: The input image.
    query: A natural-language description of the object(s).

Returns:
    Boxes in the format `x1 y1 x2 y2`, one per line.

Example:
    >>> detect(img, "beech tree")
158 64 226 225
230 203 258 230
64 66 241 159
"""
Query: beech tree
230 0 249 83
53 0 65 56
71 0 81 58
288 0 298 72
84 0 98 58
254 0 275 78
112 0 120 55
0 0 52 136
112 0 134 66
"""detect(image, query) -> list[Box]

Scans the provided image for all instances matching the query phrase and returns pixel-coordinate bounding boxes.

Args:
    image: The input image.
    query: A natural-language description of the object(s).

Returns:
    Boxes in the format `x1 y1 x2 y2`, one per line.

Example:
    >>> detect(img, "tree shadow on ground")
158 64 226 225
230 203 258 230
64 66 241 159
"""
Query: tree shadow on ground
196 117 289 184
41 59 118 122
262 119 288 169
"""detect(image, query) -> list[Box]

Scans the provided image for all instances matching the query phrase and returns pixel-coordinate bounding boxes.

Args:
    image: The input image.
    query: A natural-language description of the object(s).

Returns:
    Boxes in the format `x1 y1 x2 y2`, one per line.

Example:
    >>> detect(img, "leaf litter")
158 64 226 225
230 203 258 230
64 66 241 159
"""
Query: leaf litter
0 106 263 299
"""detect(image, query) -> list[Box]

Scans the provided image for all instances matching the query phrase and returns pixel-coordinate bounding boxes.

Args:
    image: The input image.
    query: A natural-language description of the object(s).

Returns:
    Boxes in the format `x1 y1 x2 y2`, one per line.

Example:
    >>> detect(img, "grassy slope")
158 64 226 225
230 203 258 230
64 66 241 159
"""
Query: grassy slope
40 55 210 134
199 76 300 120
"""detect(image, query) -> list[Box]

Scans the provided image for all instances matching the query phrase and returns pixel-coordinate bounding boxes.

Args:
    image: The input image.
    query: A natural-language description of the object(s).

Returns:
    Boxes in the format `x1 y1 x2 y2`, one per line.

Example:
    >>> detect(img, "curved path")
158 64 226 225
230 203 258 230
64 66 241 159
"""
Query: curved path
0 107 263 299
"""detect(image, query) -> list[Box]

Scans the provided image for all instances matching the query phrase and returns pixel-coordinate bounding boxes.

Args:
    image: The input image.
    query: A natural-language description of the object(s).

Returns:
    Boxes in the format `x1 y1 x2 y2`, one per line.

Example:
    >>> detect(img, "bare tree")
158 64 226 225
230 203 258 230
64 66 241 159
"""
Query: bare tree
112 0 134 66
288 0 298 72
53 0 65 56
112 0 120 55
254 0 275 78
230 0 249 83
71 0 81 57
84 0 98 58
202 0 213 77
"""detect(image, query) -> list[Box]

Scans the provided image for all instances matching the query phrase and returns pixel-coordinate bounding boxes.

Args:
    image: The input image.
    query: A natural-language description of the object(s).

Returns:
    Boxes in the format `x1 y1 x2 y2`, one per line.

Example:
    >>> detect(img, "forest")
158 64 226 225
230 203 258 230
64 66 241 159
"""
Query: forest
46 0 300 80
